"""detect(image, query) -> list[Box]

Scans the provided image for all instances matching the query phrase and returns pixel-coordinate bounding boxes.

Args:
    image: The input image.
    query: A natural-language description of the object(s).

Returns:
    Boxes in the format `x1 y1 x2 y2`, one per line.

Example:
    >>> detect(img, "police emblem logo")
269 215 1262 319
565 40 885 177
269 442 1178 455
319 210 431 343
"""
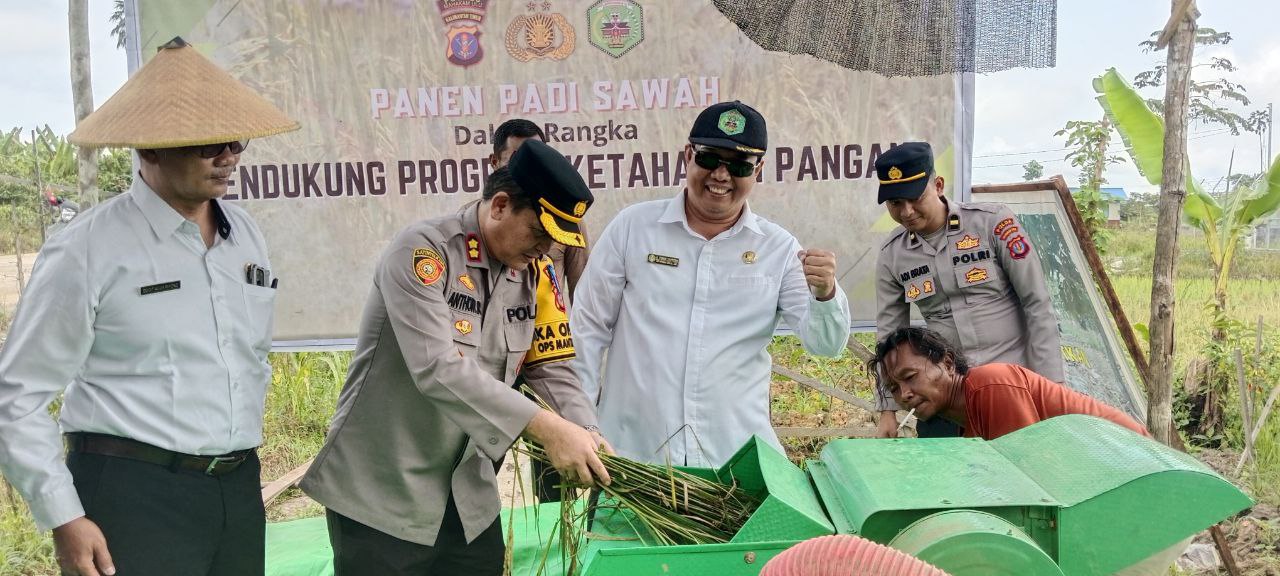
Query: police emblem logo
965 267 989 284
887 166 903 181
955 235 980 251
906 284 921 299
438 0 490 67
587 0 644 58
413 248 446 286
1006 235 1031 260
506 3 576 62
454 319 473 335
922 279 934 294
466 233 482 262
573 200 587 217
458 274 476 291
717 109 746 136
742 250 756 264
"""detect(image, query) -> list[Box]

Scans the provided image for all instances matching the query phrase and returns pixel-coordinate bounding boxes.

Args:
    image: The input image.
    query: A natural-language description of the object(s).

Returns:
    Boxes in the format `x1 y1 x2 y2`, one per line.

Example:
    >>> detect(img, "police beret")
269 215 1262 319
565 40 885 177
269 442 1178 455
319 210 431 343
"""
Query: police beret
508 139 593 248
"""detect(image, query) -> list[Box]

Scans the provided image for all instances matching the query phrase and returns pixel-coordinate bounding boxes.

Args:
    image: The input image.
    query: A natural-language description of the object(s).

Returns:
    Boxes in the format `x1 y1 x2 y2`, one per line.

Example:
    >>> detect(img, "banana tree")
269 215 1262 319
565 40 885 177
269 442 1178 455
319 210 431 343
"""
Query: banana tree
1095 68 1280 438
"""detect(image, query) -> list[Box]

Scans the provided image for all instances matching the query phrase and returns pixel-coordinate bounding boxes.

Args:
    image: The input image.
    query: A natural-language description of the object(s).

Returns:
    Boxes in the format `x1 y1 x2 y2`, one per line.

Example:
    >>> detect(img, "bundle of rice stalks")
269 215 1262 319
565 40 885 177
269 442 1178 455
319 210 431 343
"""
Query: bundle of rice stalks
516 442 763 546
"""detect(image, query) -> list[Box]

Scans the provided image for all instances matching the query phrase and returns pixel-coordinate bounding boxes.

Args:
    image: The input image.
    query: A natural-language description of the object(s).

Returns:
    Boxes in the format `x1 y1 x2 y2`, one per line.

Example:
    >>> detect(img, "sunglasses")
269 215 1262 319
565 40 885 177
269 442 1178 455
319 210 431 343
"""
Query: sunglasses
188 140 248 159
693 149 758 178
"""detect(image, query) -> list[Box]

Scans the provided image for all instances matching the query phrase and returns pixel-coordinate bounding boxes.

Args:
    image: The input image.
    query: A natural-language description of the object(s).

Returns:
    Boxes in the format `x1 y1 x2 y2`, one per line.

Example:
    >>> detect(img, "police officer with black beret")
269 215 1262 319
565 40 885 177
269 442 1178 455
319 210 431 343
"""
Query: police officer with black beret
872 142 1065 438
302 139 610 575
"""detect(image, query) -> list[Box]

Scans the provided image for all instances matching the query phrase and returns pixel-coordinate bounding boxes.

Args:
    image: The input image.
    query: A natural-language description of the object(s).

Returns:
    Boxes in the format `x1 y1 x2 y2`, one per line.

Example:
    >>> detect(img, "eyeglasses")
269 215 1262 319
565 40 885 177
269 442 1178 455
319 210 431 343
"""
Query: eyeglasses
693 149 758 178
188 140 248 159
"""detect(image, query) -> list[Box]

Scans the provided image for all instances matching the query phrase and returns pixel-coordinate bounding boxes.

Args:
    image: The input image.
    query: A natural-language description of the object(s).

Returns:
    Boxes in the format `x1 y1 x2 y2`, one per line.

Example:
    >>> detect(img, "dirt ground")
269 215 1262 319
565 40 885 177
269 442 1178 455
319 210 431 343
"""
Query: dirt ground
0 252 37 309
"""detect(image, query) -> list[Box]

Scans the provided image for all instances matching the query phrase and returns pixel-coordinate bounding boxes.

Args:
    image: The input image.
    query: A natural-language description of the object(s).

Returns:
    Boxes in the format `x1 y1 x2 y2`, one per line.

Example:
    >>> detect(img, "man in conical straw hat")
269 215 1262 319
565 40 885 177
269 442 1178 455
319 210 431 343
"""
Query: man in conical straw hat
0 37 297 576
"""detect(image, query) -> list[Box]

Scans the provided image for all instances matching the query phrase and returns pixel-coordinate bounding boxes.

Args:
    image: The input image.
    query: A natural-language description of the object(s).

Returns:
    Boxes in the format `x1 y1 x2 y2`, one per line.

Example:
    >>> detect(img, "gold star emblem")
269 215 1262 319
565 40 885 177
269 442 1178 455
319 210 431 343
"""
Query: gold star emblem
742 251 756 264
573 201 587 217
467 238 480 260
887 166 903 180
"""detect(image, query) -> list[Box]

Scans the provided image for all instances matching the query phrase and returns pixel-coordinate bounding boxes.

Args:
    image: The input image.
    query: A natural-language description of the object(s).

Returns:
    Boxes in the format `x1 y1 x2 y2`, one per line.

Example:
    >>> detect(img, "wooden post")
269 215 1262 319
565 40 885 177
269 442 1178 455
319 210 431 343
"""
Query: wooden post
1147 0 1199 447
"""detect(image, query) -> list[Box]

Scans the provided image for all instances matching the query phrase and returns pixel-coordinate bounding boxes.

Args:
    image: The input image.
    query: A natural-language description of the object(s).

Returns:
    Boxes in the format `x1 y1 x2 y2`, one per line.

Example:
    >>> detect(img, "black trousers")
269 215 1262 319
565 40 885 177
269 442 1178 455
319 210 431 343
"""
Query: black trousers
327 497 504 576
916 416 964 438
66 449 265 576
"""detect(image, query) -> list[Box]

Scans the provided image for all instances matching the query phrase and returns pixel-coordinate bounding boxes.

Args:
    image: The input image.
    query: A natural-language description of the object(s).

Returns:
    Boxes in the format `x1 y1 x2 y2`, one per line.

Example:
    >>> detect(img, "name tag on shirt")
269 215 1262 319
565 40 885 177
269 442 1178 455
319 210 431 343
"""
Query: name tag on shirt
647 254 679 267
140 281 181 295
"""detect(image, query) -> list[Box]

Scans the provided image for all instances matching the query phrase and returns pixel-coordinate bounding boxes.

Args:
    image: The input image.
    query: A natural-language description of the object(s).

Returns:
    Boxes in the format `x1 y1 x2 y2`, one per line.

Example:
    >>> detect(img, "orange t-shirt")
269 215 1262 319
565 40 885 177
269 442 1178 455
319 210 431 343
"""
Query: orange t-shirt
962 363 1149 440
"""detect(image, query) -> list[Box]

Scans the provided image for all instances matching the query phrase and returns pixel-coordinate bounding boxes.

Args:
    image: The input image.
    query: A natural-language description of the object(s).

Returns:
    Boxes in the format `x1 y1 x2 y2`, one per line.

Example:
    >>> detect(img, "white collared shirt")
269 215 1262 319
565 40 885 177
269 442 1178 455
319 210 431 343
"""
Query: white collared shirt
0 175 274 531
571 190 851 467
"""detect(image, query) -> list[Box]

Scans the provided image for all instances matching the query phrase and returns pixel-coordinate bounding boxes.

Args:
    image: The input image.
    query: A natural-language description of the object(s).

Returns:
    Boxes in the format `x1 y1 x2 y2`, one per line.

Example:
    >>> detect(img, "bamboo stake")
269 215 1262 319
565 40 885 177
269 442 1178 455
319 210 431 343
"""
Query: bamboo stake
1234 349 1253 463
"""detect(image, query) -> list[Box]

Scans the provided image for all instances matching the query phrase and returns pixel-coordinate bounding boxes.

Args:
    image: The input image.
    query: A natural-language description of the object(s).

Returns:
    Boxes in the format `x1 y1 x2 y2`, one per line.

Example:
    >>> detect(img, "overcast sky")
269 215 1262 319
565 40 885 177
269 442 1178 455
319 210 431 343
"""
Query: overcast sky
2 0 1278 196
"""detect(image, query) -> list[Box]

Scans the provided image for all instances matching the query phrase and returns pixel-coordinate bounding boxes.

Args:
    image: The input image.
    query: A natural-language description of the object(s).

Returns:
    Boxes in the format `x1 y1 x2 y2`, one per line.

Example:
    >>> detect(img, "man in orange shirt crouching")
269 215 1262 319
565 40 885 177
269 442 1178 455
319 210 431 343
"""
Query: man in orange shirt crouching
868 327 1148 440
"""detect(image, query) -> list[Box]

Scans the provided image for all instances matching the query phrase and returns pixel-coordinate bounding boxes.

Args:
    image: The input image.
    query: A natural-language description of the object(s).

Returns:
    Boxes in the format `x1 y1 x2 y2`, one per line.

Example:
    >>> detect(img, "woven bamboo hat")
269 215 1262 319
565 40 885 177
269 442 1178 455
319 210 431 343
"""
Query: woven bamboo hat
69 37 299 149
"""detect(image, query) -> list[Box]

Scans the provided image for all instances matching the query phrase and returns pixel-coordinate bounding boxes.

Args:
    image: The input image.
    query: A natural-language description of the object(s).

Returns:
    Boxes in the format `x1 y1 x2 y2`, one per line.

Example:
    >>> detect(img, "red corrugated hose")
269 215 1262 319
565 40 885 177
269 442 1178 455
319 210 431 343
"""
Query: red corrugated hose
760 535 950 576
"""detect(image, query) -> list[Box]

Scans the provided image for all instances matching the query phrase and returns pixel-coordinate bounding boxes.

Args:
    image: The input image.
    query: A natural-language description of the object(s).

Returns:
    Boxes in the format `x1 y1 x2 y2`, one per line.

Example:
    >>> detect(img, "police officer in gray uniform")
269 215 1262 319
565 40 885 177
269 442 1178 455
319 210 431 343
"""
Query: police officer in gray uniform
301 139 610 575
872 142 1065 438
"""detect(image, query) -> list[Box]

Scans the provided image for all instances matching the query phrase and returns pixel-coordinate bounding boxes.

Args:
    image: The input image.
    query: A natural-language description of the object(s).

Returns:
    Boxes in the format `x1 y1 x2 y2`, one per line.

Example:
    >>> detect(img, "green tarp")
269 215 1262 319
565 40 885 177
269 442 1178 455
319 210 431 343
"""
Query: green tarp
266 503 574 576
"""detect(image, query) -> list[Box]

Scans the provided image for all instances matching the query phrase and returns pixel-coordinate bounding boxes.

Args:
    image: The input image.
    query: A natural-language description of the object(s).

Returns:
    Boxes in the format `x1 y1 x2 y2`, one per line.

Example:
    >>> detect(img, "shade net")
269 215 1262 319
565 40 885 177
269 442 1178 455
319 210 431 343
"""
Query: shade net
712 0 1056 76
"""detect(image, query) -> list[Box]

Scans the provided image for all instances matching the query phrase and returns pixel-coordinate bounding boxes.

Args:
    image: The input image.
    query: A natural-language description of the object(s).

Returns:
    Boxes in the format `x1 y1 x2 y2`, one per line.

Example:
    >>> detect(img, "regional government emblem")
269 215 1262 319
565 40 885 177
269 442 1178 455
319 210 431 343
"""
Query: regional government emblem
587 0 643 58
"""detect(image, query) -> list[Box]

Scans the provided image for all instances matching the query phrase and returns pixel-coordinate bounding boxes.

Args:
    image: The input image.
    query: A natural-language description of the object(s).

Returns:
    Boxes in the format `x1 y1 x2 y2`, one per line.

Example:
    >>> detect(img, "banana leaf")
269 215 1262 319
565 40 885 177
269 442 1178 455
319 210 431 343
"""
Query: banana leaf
1093 68 1222 228
1233 153 1280 229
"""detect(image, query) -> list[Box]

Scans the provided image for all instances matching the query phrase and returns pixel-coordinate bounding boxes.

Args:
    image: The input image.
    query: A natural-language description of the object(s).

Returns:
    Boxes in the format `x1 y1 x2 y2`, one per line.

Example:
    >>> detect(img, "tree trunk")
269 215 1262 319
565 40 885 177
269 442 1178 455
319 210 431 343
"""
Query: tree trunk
69 0 99 207
1147 0 1199 446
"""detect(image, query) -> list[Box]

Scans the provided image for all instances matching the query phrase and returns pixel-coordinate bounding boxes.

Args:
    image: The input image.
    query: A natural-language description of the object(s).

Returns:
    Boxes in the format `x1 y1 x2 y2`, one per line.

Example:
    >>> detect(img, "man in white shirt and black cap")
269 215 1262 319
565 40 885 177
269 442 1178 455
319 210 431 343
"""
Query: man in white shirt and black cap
0 38 298 576
570 101 852 468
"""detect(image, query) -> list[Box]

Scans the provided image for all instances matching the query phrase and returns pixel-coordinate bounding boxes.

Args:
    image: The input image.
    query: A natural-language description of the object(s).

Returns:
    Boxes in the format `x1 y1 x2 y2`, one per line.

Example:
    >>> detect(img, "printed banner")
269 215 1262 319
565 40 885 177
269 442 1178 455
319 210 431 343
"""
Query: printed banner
130 0 968 342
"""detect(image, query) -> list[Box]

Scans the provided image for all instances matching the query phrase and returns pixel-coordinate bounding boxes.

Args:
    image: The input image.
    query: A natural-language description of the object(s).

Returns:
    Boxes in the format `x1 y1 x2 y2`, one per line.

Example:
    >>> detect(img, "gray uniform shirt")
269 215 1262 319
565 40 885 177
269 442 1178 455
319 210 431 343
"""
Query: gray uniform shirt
875 200 1065 411
301 202 597 545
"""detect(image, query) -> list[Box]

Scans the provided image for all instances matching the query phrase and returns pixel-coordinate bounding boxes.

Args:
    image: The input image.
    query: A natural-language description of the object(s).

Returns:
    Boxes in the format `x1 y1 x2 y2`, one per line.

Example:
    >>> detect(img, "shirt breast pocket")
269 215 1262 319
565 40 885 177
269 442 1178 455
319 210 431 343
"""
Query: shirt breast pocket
726 275 774 291
953 262 1006 305
451 313 481 357
241 284 276 352
504 320 534 384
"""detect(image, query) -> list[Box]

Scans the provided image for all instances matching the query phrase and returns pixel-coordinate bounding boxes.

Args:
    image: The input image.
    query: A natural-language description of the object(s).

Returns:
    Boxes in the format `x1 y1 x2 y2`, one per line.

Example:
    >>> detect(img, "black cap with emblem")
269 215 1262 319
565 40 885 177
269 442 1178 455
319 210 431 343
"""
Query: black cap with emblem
508 138 594 248
875 141 935 204
688 100 767 155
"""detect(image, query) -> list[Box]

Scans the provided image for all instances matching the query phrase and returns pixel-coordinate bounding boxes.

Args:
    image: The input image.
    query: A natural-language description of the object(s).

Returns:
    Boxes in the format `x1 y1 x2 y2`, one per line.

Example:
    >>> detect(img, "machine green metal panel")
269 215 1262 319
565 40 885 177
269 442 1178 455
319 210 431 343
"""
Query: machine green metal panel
991 415 1254 576
577 418 1250 576
579 540 796 576
579 436 831 575
889 510 1064 576
810 436 1059 543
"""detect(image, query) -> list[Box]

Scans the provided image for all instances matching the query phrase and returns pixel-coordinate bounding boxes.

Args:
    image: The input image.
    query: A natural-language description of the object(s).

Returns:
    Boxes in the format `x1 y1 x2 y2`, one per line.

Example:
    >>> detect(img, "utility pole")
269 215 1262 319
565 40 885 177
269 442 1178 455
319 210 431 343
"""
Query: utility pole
1147 0 1199 446
69 0 99 207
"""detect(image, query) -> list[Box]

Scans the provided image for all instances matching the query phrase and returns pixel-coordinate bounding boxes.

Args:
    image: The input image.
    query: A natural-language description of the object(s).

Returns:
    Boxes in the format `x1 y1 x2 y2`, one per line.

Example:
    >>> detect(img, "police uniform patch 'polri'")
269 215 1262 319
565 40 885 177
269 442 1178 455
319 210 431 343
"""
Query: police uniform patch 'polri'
414 248 445 286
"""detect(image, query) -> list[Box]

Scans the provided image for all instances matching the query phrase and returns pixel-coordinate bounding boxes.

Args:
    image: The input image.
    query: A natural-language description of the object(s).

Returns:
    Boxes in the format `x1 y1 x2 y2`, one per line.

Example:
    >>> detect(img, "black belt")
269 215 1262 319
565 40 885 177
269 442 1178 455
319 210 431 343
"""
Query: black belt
65 433 254 477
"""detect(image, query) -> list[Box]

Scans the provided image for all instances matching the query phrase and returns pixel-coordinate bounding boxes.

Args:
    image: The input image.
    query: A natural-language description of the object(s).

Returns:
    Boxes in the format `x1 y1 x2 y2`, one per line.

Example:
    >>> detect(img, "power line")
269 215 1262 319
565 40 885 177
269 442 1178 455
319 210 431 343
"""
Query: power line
973 157 1067 169
973 146 1070 159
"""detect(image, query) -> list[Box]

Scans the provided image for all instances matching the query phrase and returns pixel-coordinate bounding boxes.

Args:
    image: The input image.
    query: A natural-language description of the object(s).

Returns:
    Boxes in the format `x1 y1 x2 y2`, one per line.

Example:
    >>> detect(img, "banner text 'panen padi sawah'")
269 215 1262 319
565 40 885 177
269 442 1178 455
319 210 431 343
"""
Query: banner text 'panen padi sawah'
129 0 968 343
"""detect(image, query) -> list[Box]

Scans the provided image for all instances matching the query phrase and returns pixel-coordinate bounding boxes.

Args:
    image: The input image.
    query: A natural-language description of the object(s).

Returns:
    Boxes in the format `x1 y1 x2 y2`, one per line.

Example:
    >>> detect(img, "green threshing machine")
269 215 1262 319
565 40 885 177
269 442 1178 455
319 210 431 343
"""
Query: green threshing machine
577 415 1252 575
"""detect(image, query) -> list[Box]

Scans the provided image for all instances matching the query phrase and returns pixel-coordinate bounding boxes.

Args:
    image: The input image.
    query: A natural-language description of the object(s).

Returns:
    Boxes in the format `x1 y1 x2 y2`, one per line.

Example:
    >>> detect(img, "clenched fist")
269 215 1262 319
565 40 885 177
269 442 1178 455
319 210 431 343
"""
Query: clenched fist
797 249 837 301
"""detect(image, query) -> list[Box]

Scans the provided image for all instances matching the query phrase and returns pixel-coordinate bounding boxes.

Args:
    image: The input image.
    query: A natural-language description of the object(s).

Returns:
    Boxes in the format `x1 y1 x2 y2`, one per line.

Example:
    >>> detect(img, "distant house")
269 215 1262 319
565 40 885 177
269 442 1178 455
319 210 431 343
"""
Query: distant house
1250 214 1280 251
1069 187 1126 228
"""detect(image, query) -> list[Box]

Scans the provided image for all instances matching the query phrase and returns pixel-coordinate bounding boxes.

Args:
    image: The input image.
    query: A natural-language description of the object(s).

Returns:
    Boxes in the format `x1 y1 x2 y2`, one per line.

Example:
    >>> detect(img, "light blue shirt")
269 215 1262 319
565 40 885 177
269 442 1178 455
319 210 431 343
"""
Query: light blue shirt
0 175 274 531
571 191 851 467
